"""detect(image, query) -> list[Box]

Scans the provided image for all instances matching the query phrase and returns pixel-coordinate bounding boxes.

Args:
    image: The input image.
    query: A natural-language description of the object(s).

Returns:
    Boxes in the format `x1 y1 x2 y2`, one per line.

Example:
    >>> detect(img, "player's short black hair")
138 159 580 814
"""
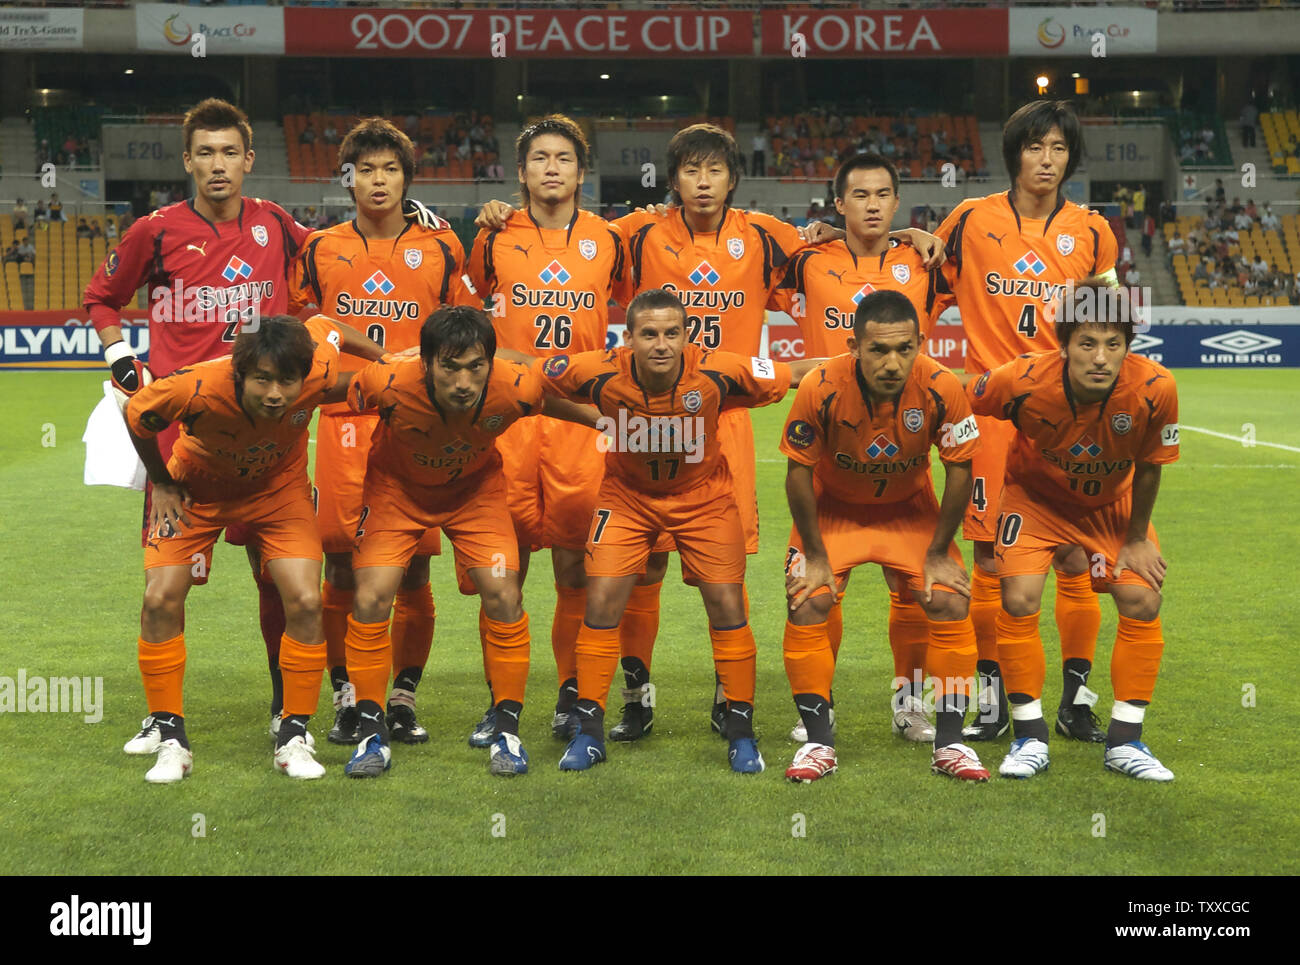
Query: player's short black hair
232 316 315 388
1054 279 1136 347
338 118 416 201
1002 99 1083 182
515 114 590 207
183 98 253 154
853 289 919 340
625 288 687 335
666 124 741 206
834 153 899 200
421 305 496 365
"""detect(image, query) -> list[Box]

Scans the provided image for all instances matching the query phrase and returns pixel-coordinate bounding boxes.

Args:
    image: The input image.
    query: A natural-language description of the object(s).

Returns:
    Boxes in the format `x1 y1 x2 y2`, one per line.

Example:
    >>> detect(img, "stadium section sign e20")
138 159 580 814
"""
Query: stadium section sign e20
284 8 751 57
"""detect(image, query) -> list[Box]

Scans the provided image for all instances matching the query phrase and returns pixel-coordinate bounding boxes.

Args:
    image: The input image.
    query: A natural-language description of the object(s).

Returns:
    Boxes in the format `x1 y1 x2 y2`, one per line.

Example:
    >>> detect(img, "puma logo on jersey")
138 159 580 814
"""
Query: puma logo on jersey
1039 416 1061 430
1018 362 1037 380
827 268 846 282
663 243 682 259
513 244 533 257
839 418 863 431
986 231 1006 247
186 242 209 256
336 253 356 267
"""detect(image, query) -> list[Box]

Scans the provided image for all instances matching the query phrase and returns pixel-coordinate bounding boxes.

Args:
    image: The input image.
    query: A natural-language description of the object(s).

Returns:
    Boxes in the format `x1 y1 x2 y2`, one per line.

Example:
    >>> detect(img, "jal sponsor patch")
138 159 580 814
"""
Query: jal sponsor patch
902 407 924 432
252 224 269 248
579 239 597 261
1111 412 1132 435
940 415 979 448
1161 423 1180 446
404 248 423 270
750 356 775 379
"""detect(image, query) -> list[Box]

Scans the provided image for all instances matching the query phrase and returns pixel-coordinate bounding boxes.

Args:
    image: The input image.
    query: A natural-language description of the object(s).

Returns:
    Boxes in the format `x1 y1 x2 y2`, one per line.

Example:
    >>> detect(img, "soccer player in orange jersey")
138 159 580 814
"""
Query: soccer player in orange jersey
781 291 988 783
935 101 1120 742
123 315 386 783
464 115 641 746
340 306 597 778
769 153 955 746
968 282 1178 780
539 289 821 773
290 118 474 749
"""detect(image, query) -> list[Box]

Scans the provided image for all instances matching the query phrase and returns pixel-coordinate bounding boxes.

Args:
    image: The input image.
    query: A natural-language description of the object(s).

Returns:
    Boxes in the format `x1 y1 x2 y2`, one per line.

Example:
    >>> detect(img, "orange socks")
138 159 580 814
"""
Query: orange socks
321 581 353 671
826 594 844 659
782 620 834 700
619 581 662 674
552 585 585 683
1054 568 1101 663
1112 615 1165 703
575 622 621 711
483 614 531 706
888 591 930 686
969 566 1001 663
345 614 391 707
137 633 186 716
279 633 326 718
709 623 757 705
995 610 1045 701
391 584 436 673
926 617 978 701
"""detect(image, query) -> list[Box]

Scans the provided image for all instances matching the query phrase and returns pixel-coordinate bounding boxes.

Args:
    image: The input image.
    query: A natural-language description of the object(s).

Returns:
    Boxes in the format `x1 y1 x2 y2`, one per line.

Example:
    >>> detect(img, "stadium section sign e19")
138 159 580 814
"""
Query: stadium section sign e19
1008 7 1157 57
136 3 285 55
283 8 751 57
759 9 1008 57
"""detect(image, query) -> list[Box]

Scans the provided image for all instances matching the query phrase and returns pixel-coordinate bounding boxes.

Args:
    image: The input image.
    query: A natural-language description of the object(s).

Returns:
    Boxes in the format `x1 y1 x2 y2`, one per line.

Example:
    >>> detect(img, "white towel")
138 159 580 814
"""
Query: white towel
83 381 147 491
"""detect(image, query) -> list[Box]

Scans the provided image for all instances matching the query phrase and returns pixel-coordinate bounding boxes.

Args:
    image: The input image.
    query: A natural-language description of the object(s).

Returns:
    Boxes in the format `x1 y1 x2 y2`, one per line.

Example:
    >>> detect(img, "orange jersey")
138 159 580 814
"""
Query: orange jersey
936 191 1118 372
347 354 546 490
781 353 978 506
126 316 342 499
290 216 473 412
969 351 1179 509
616 206 805 353
768 239 953 357
539 344 791 495
467 208 632 357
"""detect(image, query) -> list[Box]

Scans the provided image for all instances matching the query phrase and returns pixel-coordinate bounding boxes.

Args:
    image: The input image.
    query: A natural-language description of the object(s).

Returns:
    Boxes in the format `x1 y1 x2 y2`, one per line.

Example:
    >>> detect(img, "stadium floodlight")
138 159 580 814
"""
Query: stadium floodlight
1035 74 1050 95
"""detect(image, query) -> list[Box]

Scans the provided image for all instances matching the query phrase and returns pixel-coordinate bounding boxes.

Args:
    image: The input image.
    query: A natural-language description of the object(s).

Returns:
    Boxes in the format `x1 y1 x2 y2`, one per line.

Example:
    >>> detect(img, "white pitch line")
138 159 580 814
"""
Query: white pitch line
1181 424 1300 454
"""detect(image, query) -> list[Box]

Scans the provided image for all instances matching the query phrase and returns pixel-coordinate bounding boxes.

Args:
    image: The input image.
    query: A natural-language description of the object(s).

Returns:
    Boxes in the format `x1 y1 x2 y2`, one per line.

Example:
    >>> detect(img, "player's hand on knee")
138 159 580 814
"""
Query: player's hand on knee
150 482 192 538
787 553 836 612
475 200 515 230
923 552 970 603
1114 538 1166 591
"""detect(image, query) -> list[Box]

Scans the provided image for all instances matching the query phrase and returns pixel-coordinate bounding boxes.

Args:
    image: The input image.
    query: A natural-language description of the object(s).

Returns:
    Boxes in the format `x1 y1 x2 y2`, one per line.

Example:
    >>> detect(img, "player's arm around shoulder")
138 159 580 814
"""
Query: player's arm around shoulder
709 350 794 407
965 357 1017 418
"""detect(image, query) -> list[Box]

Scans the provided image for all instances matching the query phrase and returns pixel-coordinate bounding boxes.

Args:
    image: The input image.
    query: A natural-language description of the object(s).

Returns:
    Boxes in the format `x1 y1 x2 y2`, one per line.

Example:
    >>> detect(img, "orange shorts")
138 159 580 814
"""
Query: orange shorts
498 415 605 551
316 411 440 557
963 414 1015 543
352 467 519 595
994 482 1161 592
666 407 756 576
144 471 321 574
585 465 747 585
785 484 966 595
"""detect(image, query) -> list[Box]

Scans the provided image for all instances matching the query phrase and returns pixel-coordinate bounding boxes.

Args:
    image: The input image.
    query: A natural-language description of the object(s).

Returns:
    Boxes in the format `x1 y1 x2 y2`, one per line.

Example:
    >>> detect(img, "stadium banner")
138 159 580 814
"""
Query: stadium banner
0 7 83 50
1129 325 1300 368
0 314 149 370
759 9 1008 57
102 124 185 182
763 308 967 370
283 8 752 57
136 3 285 56
1008 8 1157 57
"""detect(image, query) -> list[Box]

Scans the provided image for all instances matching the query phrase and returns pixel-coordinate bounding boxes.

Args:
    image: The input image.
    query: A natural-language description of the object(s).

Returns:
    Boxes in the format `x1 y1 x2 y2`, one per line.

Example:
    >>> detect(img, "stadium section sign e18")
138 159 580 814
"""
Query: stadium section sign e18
283 8 751 57
136 3 285 55
759 9 1008 57
1008 7 1157 57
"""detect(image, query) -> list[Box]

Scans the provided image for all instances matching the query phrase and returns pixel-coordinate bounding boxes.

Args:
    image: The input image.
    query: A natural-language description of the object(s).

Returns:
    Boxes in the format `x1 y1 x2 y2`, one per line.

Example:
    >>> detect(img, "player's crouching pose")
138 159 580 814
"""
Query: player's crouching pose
541 289 821 774
781 291 988 783
341 305 597 778
969 282 1179 781
124 315 385 783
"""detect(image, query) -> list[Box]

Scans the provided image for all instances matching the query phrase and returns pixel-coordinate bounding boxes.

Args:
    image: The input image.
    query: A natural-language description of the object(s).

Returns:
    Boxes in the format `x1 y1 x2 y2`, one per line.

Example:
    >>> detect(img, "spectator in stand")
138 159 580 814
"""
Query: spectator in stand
1125 264 1141 289
299 123 317 146
1142 213 1156 257
1214 178 1226 203
1234 208 1253 231
1240 101 1258 148
12 198 28 231
1193 259 1210 284
1167 231 1186 262
420 143 437 169
1261 204 1280 231
1252 254 1270 277
1223 224 1239 245
1132 186 1146 229
75 218 92 239
16 238 35 264
2 242 20 265
47 193 65 222
1245 199 1258 220
323 121 339 145
486 154 504 181
90 221 103 240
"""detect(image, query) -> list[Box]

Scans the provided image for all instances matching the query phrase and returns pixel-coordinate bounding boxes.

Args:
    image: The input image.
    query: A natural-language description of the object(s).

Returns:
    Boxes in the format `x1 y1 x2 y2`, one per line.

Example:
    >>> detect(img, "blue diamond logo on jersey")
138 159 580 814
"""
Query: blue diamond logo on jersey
222 256 253 283
851 282 876 305
866 433 899 459
1013 251 1046 276
1069 436 1103 458
688 261 721 286
539 260 570 284
362 271 394 296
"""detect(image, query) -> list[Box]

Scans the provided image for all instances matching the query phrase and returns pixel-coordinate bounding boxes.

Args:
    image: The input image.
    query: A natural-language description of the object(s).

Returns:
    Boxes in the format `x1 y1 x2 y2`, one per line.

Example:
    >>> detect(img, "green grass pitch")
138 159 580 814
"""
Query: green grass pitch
0 369 1296 875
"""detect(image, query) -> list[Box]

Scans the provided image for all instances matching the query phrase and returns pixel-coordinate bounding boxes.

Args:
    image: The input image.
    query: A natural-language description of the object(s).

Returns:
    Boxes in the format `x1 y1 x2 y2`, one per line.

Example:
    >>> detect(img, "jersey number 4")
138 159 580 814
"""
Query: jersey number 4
1016 304 1038 339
